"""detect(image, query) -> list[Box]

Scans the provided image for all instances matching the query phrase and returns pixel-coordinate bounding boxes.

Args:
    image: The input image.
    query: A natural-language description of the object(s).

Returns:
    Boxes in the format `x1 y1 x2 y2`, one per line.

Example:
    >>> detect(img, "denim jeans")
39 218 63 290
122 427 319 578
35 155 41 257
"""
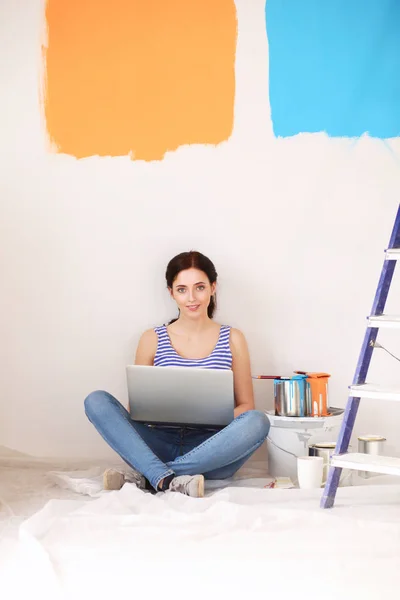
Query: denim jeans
84 390 270 490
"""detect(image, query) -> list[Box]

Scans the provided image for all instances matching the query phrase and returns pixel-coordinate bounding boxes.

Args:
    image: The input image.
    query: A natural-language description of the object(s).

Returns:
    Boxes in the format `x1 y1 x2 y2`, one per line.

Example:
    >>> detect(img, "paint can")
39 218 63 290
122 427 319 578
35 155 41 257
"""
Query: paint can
308 442 336 482
358 435 386 479
308 441 351 485
274 375 308 417
295 371 330 417
306 372 330 417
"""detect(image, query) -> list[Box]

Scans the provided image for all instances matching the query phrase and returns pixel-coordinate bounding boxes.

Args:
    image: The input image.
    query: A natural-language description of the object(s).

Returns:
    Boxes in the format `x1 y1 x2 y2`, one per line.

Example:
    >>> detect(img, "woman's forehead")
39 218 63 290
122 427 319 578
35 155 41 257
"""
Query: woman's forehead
173 268 208 285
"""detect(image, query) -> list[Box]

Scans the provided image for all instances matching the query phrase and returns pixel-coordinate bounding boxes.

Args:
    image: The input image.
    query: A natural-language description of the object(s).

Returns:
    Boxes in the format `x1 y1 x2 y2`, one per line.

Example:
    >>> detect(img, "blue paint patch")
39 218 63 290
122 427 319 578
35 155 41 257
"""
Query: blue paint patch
266 0 400 138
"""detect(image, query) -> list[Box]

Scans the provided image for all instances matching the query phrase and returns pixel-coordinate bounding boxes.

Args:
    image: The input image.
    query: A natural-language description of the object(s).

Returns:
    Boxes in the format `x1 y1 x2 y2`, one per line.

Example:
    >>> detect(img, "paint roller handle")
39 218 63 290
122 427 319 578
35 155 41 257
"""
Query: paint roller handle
252 375 282 380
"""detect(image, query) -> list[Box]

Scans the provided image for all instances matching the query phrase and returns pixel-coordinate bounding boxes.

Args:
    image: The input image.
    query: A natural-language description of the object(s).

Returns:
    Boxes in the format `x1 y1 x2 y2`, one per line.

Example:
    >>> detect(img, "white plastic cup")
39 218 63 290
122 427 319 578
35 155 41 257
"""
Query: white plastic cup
297 456 324 489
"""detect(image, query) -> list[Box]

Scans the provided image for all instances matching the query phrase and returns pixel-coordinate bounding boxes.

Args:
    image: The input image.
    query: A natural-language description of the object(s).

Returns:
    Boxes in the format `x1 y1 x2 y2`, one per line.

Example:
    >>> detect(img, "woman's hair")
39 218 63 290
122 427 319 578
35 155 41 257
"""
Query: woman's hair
165 250 218 323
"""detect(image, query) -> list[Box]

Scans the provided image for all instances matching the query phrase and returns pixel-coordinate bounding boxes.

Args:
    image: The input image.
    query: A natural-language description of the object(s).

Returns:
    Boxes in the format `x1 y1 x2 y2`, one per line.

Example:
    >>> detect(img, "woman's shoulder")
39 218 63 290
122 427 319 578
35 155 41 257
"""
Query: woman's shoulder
138 328 159 346
212 322 243 336
217 323 242 336
135 328 159 364
228 327 248 349
139 324 169 342
214 323 246 345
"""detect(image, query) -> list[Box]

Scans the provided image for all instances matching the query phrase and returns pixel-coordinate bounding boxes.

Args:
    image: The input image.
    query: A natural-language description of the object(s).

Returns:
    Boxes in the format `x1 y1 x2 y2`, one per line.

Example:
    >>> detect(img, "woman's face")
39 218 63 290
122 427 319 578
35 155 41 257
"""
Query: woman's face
169 268 216 319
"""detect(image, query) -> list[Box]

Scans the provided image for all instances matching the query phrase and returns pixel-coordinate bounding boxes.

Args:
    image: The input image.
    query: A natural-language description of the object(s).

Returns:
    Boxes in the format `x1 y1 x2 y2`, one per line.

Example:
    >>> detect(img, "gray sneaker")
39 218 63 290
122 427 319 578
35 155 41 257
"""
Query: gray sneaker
169 474 204 498
103 468 146 491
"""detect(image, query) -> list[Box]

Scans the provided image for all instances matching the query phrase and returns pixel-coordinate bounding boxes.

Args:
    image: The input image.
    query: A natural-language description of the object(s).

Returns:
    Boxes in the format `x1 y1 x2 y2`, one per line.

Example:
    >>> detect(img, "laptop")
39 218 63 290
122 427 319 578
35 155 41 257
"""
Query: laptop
126 365 234 428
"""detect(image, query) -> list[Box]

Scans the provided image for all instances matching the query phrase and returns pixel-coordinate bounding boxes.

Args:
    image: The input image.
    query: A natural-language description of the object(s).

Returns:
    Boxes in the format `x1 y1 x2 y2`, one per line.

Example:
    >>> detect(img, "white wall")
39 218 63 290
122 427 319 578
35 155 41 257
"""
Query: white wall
1 0 400 460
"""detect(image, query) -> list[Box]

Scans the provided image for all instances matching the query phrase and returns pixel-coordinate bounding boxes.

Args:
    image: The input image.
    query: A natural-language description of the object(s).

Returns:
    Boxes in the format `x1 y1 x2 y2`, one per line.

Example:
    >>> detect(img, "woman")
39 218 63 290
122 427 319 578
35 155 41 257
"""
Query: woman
84 251 270 498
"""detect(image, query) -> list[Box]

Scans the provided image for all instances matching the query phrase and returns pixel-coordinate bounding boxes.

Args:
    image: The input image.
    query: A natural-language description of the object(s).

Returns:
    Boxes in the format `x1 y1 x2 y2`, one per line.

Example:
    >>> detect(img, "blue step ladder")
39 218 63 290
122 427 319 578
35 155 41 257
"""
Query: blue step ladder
321 204 400 509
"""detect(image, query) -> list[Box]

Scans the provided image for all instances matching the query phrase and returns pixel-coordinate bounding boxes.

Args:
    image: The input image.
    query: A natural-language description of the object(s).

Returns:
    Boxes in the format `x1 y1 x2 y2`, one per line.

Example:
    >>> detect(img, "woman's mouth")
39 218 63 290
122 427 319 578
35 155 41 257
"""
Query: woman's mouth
187 305 200 312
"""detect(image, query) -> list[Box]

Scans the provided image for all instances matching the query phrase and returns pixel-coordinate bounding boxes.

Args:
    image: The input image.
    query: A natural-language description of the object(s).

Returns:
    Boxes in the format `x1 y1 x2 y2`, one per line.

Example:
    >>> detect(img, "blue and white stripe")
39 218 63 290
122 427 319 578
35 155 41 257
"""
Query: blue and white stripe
153 325 232 370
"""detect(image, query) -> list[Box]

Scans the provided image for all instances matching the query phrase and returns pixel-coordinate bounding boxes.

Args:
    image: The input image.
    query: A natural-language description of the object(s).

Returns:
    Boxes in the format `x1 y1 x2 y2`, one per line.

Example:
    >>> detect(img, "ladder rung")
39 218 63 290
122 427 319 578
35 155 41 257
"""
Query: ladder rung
368 315 400 329
385 248 400 260
349 384 400 401
331 452 400 476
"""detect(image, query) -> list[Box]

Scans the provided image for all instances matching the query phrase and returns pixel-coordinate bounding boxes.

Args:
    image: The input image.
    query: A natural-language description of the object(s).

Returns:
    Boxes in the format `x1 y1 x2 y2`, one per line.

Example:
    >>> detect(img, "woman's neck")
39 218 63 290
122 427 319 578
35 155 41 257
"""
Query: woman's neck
170 315 214 335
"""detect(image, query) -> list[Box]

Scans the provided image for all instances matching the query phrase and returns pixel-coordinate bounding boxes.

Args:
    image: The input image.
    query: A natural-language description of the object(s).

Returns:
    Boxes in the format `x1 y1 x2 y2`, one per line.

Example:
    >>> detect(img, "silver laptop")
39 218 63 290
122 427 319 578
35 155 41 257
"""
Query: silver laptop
126 365 234 428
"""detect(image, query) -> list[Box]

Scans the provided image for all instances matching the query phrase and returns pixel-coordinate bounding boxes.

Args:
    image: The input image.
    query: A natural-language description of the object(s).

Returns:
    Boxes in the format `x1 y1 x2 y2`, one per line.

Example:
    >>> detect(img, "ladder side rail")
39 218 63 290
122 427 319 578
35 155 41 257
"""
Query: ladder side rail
321 204 400 509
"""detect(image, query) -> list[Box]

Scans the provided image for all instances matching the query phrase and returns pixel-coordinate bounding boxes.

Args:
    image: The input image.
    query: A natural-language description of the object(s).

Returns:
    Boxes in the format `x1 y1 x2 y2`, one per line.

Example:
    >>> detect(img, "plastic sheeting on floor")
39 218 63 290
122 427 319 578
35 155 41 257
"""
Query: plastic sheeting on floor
2 450 400 599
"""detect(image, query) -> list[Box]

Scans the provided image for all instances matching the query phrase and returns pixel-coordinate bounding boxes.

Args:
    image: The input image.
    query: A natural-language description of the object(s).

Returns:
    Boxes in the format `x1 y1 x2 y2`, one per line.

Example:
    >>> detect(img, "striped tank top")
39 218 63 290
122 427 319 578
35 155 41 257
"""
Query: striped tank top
153 325 232 370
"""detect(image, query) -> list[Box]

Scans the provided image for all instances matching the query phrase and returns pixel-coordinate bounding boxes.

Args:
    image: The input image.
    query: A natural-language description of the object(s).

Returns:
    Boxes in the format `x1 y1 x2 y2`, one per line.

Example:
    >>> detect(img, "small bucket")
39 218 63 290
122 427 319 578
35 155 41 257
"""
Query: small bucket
295 371 330 417
358 435 386 479
308 441 351 485
274 375 308 417
308 442 336 483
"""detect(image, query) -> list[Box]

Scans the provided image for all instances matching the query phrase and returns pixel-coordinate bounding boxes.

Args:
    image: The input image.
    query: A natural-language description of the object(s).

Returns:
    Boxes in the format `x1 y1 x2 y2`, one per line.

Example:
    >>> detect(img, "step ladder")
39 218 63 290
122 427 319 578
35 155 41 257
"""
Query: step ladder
321 204 400 509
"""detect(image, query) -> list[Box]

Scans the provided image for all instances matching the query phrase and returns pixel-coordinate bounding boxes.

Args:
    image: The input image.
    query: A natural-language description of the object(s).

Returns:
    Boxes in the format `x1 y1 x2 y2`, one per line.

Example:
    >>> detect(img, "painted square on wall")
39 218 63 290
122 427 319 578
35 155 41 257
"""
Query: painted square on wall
43 0 237 161
266 0 400 138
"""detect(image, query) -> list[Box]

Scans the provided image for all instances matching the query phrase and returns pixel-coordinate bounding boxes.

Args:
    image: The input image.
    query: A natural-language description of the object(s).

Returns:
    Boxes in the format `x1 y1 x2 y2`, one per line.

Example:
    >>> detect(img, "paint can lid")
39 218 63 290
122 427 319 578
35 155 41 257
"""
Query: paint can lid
358 435 386 442
309 442 336 450
310 442 336 449
295 371 331 379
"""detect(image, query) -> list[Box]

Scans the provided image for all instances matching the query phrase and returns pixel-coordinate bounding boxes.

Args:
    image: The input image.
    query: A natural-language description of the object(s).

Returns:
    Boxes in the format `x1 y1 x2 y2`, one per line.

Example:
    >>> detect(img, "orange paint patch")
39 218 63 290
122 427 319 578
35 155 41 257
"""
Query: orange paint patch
43 0 237 161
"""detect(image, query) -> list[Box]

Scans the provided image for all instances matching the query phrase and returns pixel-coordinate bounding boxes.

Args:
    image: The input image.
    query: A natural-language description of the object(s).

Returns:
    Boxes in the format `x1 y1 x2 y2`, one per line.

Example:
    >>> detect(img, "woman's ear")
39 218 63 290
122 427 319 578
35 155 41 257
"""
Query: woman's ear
211 282 216 296
168 286 174 298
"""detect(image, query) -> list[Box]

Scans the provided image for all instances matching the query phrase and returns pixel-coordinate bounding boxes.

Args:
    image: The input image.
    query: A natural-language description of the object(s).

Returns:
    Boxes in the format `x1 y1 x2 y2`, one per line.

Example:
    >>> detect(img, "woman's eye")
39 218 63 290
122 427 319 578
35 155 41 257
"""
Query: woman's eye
177 288 185 293
197 285 205 291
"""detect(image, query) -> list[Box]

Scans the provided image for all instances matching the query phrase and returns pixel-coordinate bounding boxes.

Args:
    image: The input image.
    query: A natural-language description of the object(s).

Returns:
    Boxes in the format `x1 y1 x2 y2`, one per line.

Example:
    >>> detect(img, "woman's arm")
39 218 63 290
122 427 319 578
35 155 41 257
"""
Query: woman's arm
230 328 255 418
134 329 158 365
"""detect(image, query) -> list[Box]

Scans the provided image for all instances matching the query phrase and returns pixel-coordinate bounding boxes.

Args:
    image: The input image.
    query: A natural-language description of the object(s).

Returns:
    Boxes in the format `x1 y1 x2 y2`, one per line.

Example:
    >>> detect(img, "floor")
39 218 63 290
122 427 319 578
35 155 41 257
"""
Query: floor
2 446 400 599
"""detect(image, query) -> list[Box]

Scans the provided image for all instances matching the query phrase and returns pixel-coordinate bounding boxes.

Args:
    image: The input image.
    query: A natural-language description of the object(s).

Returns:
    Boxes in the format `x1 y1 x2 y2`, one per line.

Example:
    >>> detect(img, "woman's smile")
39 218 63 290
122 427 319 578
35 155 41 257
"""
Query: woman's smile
187 304 200 312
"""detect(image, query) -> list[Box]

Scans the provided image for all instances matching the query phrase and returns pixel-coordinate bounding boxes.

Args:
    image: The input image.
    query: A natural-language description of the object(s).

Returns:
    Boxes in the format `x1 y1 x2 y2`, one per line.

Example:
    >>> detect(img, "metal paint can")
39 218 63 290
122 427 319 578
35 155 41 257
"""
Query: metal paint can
274 375 308 417
308 441 352 485
358 435 386 478
295 371 330 417
306 373 330 417
308 442 336 483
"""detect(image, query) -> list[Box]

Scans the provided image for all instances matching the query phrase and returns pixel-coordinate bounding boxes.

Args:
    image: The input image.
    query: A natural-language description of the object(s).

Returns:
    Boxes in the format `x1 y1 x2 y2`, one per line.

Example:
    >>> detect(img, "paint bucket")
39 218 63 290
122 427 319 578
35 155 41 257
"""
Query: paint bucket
295 371 330 417
308 441 351 485
266 408 344 482
308 442 336 482
274 375 308 417
358 435 386 479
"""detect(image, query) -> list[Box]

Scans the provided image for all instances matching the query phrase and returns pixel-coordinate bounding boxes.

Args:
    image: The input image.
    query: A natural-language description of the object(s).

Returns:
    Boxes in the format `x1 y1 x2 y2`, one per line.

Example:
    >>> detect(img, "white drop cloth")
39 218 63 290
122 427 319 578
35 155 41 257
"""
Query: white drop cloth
1 448 400 600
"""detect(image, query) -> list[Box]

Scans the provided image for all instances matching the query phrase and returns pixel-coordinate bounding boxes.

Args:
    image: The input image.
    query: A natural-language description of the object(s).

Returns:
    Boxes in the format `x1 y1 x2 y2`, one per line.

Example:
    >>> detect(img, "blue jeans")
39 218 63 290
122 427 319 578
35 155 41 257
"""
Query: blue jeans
84 391 270 490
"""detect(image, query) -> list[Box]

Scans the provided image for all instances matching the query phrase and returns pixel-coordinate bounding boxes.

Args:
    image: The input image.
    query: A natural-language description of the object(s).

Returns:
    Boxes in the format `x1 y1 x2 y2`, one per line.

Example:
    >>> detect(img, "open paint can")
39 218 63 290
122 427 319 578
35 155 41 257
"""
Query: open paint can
274 375 308 417
308 442 336 483
358 435 386 479
295 371 330 417
308 441 351 485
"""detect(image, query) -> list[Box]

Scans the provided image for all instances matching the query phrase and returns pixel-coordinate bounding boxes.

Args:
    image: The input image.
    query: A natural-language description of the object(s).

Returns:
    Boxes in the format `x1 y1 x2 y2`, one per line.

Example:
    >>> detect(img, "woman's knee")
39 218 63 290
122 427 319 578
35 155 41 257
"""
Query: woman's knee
242 410 270 442
84 390 114 419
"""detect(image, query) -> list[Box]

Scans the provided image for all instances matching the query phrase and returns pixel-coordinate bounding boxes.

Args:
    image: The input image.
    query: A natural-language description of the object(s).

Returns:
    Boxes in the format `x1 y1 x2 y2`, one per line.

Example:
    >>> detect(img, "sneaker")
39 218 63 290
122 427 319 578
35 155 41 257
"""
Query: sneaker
103 468 146 491
168 474 204 498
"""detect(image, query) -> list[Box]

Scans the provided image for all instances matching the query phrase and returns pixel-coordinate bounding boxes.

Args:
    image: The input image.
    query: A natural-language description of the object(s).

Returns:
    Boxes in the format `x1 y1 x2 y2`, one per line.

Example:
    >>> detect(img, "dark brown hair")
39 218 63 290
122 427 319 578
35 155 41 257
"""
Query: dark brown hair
165 250 218 323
